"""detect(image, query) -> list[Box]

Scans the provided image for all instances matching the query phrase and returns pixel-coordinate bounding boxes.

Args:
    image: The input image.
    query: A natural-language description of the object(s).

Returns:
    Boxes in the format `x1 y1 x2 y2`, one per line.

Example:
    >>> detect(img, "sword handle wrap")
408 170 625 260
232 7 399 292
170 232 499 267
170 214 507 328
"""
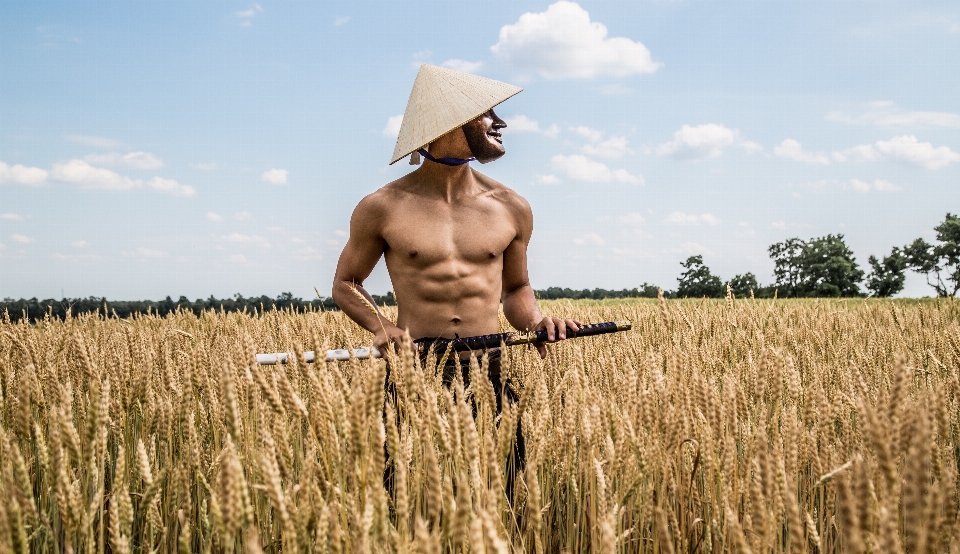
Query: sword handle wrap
509 320 632 345
414 320 631 353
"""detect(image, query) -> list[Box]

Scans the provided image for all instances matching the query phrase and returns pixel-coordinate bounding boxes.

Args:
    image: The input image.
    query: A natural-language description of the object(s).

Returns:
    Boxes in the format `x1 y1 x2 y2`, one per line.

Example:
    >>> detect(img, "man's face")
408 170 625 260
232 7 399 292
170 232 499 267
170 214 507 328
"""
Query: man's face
462 109 507 164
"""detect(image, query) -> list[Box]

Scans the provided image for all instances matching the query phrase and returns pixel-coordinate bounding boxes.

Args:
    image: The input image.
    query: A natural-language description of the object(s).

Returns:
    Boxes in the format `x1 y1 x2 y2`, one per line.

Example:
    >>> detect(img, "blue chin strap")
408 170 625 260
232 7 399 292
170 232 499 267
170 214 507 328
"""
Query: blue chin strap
418 148 475 166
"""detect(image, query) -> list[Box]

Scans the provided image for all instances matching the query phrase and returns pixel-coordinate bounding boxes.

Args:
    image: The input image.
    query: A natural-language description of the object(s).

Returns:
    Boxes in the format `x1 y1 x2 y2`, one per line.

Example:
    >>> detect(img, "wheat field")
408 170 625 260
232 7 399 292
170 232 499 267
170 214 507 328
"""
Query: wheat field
0 296 958 553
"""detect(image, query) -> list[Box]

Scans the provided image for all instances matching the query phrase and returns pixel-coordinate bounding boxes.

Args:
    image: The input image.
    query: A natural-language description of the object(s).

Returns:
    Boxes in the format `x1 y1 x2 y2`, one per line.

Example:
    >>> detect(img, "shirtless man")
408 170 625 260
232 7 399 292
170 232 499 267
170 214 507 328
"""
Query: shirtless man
332 65 580 358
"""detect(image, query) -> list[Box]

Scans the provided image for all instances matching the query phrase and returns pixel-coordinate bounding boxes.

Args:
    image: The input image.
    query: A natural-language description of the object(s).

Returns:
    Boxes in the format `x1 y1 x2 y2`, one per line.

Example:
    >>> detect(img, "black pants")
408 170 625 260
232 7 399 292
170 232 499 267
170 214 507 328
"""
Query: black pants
384 349 526 503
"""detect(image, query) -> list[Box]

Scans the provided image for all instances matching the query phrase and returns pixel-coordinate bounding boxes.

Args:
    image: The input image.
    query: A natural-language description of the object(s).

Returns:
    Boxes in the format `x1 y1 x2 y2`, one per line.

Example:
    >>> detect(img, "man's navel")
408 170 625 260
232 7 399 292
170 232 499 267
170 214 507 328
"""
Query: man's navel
451 317 461 325
408 250 418 258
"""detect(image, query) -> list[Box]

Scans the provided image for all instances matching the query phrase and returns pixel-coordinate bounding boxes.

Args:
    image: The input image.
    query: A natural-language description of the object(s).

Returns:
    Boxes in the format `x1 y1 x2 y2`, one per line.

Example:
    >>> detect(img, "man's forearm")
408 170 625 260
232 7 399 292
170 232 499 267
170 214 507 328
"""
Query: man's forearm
502 283 543 331
331 280 397 336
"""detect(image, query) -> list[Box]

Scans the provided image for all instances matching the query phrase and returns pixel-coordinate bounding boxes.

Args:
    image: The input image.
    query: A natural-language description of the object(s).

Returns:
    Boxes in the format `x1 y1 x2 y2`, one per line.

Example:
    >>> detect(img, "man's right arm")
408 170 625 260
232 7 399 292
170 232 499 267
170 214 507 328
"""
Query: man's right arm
331 195 406 350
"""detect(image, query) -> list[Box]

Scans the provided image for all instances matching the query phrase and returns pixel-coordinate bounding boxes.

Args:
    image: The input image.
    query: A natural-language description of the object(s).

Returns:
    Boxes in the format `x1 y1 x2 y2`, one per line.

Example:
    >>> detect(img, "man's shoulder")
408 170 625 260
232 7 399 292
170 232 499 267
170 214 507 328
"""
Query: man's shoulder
356 177 413 211
473 169 531 213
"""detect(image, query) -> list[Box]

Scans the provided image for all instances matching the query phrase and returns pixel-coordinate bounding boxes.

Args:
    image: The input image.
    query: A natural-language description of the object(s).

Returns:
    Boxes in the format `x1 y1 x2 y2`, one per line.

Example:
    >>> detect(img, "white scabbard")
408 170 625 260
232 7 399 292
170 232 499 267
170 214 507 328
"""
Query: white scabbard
255 347 382 365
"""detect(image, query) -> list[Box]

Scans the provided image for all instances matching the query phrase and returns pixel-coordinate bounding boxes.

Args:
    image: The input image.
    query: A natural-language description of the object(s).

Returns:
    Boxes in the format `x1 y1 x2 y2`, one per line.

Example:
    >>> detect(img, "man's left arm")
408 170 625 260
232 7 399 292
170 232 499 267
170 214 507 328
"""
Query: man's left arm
500 195 581 358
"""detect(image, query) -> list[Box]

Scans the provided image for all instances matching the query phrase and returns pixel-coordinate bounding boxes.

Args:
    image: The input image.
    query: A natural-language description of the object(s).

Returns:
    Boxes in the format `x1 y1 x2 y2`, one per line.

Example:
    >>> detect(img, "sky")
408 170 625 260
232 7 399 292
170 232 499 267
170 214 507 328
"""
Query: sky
1 0 958 300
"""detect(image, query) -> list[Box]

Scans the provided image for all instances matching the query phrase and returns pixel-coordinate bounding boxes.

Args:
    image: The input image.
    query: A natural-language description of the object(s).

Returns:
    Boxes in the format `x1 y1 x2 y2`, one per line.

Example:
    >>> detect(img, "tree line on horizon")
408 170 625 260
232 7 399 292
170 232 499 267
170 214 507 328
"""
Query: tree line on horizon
2 214 957 323
673 212 959 299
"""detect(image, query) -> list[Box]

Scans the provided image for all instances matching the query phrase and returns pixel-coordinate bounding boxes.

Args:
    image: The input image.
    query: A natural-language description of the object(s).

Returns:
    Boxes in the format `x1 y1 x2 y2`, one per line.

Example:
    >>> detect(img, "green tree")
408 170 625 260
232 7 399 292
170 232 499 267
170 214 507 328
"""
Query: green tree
677 255 724 298
769 234 864 297
727 273 759 298
799 235 864 297
866 248 907 297
768 238 805 297
903 213 960 297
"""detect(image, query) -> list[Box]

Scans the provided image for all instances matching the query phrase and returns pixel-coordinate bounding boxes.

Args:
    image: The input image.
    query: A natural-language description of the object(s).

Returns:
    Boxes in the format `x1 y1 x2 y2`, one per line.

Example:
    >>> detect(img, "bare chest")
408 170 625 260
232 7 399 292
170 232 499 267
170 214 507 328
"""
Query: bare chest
382 200 516 267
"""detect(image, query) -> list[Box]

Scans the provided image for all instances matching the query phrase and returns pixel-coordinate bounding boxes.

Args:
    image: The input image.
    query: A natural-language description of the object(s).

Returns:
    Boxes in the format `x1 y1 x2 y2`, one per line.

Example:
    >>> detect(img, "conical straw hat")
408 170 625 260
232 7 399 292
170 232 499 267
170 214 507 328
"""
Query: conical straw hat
390 65 523 165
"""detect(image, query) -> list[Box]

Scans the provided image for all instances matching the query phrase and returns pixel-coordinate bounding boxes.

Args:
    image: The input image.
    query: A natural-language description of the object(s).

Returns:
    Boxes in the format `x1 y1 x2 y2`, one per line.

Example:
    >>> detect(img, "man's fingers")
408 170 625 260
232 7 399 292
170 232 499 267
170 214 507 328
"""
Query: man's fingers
563 318 580 335
555 317 567 340
544 317 556 341
535 342 547 359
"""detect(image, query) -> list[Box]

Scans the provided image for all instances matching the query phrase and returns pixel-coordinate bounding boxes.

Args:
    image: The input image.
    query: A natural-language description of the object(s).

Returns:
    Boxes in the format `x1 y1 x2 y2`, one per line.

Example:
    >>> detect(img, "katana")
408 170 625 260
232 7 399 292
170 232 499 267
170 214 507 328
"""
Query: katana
255 320 631 365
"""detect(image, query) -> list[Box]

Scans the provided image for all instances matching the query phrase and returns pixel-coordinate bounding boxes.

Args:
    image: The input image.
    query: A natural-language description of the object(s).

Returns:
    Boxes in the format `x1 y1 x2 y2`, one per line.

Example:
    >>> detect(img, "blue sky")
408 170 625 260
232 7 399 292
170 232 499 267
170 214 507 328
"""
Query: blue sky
1 0 958 300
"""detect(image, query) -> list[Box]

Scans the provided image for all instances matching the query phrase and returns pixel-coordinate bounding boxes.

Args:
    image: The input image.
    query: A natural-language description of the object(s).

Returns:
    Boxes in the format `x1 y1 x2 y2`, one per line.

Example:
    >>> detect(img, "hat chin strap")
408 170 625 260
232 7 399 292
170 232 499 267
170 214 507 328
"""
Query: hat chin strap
417 148 475 166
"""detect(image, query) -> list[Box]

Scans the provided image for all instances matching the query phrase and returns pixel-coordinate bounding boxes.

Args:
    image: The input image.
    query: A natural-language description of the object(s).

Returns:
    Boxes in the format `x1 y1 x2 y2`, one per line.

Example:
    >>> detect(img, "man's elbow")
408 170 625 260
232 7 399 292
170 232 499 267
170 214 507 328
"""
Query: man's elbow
331 277 355 303
503 281 532 298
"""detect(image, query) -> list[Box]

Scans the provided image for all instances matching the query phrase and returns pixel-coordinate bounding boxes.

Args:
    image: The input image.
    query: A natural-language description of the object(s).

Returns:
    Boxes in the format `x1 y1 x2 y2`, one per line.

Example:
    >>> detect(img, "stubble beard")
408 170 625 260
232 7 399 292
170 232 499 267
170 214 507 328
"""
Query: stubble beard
462 120 505 164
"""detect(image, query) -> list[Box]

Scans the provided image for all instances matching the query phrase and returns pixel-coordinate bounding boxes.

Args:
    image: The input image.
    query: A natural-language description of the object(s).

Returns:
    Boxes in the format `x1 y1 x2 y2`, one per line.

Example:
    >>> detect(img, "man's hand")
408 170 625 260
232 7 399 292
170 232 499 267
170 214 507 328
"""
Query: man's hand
373 325 418 354
531 316 583 359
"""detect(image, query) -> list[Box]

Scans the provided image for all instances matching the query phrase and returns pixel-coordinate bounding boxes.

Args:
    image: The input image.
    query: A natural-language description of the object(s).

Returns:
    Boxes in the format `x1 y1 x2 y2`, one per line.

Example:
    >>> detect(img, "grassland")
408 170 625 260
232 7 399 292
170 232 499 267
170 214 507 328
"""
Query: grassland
0 296 958 553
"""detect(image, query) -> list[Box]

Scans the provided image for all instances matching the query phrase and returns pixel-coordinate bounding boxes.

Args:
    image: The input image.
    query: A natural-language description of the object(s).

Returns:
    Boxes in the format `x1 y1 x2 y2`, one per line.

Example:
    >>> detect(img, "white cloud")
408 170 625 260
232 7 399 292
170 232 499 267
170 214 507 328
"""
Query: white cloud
265 226 283 232
826 101 960 129
663 211 721 226
0 162 48 185
410 50 433 68
235 4 262 18
234 211 252 221
502 115 559 138
735 222 755 238
847 178 902 193
218 233 270 248
261 168 288 185
72 240 88 248
441 59 484 74
573 233 605 246
129 247 168 258
51 159 141 190
207 212 224 222
11 234 33 244
504 115 541 133
618 212 645 226
190 162 218 170
551 154 643 185
228 254 247 263
774 139 831 165
834 135 960 169
383 115 403 138
572 126 604 143
334 229 348 238
833 144 882 163
491 1 661 79
333 16 350 26
680 242 711 256
0 213 24 220
583 136 632 159
53 252 101 262
534 174 561 185
147 177 196 197
874 135 959 169
65 134 128 149
84 151 163 170
657 124 761 160
293 246 323 261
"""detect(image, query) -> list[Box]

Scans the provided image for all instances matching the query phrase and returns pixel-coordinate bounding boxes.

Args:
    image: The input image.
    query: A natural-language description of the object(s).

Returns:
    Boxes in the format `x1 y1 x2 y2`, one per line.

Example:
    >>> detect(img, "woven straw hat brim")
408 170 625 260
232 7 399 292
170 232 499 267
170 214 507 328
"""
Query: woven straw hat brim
390 65 523 165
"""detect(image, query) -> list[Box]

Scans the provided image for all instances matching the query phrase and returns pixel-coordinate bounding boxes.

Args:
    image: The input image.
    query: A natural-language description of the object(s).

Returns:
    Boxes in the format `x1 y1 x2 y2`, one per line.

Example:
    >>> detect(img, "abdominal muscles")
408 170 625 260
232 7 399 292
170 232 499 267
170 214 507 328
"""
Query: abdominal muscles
387 256 504 340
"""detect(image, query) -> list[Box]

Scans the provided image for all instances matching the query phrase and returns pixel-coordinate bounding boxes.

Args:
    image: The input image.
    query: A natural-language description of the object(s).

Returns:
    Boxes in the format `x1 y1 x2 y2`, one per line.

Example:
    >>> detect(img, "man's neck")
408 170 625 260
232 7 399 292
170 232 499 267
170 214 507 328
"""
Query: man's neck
416 160 475 202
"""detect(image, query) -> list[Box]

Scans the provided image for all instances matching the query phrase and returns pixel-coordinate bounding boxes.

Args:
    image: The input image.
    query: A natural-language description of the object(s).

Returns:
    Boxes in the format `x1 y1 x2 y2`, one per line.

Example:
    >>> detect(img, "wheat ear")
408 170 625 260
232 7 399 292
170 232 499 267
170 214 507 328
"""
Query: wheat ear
348 282 390 346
